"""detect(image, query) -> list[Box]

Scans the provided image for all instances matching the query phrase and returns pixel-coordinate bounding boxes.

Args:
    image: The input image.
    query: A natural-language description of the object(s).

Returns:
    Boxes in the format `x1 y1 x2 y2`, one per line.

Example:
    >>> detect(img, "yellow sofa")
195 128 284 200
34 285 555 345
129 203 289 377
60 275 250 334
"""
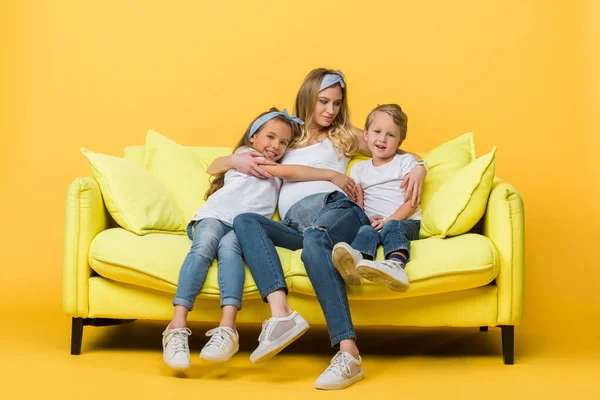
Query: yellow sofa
62 144 525 364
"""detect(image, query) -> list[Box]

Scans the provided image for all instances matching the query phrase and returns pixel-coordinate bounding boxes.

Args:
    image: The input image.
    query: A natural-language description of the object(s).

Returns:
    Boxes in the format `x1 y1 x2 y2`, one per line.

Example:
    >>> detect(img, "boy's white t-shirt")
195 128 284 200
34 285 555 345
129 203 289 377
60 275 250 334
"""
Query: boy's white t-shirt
193 147 282 225
349 153 422 221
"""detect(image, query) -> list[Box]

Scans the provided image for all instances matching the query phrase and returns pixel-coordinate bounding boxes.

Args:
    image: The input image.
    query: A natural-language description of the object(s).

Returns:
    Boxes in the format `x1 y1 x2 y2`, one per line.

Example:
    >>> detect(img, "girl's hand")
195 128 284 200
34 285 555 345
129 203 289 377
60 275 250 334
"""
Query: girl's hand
401 165 426 208
331 172 357 200
370 216 386 232
231 151 276 179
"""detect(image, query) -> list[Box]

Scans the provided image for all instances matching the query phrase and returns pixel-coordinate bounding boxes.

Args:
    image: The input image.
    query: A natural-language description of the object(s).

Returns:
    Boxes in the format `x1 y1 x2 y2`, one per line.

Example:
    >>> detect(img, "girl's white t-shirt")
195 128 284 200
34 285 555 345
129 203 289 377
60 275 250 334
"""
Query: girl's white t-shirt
193 147 282 225
349 153 422 221
278 139 349 219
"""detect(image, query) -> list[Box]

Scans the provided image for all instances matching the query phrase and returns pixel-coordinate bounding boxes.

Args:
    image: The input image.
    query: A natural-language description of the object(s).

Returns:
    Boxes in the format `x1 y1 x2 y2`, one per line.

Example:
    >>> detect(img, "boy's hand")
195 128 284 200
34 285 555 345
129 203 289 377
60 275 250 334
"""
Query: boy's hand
370 215 386 232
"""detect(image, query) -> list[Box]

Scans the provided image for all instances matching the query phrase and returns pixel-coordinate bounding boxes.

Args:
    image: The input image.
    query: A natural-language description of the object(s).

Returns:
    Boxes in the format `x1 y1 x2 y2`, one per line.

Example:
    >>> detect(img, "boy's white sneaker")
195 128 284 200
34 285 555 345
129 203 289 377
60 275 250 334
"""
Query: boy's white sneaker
162 326 192 370
315 351 365 390
200 326 239 362
332 242 363 286
250 311 310 364
356 259 410 292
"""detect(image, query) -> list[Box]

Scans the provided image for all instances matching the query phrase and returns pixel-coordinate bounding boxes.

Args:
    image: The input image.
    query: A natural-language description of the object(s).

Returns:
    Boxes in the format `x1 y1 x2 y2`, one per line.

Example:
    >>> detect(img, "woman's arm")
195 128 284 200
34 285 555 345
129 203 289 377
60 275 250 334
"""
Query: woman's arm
261 164 357 199
206 151 276 178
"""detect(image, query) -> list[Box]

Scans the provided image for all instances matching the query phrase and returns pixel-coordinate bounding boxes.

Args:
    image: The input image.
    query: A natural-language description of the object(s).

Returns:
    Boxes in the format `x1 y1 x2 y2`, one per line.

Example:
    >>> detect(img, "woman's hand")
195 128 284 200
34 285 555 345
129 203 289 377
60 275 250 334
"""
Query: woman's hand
231 151 276 179
370 215 386 232
330 172 357 200
401 165 426 207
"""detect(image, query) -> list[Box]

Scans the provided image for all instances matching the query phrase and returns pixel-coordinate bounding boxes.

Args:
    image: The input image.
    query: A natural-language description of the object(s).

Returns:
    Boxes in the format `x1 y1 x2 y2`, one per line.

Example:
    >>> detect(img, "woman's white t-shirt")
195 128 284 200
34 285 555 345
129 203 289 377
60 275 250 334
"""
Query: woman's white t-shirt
278 139 349 219
193 147 282 225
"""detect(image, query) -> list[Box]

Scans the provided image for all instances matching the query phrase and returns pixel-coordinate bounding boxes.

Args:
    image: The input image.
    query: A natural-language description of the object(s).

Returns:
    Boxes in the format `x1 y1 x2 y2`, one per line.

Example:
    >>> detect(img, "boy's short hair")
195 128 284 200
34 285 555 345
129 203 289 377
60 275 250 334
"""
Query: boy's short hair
364 104 408 142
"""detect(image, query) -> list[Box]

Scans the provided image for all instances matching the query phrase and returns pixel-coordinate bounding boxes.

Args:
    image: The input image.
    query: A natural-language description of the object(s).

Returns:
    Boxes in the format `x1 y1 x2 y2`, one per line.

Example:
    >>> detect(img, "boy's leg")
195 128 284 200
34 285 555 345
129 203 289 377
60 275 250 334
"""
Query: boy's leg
356 220 421 293
332 225 379 286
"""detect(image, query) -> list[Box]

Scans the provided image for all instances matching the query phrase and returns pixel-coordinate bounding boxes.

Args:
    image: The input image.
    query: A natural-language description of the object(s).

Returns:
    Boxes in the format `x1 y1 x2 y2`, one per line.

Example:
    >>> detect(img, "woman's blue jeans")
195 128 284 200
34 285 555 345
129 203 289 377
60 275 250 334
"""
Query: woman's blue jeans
233 191 369 346
173 218 245 311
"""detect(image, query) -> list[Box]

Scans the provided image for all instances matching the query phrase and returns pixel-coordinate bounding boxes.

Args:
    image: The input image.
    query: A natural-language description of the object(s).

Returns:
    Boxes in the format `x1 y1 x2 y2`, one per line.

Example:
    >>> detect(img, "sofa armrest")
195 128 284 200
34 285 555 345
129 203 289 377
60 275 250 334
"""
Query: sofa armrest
483 177 525 326
62 177 111 317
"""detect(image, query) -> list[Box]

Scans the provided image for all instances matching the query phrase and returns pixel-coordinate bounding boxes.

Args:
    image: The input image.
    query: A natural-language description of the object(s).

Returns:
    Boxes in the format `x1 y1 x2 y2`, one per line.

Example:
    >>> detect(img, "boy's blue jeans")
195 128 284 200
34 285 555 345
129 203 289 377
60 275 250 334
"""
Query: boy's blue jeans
351 219 421 261
173 218 245 311
233 191 370 347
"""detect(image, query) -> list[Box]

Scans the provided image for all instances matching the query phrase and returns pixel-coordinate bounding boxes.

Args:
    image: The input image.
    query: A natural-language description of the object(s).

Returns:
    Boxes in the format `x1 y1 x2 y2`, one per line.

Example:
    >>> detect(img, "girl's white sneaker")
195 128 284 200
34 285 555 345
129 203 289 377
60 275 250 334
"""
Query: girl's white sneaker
315 351 365 390
200 326 239 362
162 326 192 370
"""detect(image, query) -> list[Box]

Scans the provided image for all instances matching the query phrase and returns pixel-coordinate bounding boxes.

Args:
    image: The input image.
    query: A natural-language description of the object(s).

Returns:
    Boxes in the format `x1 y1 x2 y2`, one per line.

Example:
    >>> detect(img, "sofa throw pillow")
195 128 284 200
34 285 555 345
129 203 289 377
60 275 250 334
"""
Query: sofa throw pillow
143 130 210 221
420 132 477 211
419 147 496 239
81 148 185 235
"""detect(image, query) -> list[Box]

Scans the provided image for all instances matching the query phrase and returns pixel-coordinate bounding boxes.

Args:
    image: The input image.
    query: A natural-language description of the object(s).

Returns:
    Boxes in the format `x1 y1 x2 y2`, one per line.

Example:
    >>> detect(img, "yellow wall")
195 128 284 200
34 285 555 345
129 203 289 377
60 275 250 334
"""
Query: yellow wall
1 1 598 346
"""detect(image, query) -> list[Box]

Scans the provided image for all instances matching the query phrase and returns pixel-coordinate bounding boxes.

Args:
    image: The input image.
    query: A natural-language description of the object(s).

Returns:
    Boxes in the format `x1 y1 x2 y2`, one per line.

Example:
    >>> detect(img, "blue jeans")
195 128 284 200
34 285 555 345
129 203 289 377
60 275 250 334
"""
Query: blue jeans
351 219 421 261
173 218 245 310
233 191 370 346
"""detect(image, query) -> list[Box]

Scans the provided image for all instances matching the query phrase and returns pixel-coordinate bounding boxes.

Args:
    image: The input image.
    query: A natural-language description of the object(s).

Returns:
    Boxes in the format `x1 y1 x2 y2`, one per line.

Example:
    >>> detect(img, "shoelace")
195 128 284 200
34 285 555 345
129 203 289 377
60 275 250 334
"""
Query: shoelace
164 328 191 353
325 352 354 378
258 318 276 343
205 327 233 349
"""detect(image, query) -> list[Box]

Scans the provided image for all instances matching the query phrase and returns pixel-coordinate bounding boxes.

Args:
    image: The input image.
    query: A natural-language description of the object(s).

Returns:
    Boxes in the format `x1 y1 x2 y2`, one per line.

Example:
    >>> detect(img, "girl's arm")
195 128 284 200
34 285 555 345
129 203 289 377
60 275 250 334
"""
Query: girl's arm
206 151 276 178
261 164 357 200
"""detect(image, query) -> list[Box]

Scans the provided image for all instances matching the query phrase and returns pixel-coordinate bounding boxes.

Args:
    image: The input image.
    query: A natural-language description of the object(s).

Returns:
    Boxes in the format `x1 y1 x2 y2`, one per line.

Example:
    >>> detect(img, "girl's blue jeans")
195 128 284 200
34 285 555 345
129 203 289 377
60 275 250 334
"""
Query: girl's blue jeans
233 191 370 347
173 218 245 311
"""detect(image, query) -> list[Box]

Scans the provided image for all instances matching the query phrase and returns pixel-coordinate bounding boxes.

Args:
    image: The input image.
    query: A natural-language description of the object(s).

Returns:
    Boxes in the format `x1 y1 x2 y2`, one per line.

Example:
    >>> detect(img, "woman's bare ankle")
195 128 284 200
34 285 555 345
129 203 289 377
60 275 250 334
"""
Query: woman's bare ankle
339 339 360 358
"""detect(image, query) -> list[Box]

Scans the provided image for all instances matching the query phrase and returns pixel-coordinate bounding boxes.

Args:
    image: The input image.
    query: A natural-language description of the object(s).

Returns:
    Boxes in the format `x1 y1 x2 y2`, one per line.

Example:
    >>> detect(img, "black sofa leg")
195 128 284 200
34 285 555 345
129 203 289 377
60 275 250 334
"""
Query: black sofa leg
71 317 84 355
70 317 136 355
500 325 514 364
479 326 488 332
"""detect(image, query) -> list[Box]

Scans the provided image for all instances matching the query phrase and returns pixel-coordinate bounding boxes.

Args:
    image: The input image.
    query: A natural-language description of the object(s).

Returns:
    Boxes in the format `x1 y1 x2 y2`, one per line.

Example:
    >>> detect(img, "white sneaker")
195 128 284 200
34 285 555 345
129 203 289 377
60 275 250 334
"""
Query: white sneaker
199 326 239 362
356 259 410 292
332 242 363 286
315 352 365 390
162 326 192 370
250 311 310 364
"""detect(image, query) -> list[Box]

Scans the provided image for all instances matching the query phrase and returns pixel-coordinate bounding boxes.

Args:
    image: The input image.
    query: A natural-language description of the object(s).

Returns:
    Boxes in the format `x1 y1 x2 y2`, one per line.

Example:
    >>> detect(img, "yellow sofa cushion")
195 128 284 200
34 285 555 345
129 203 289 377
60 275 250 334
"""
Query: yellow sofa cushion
88 228 294 299
290 233 498 300
143 130 210 221
81 148 185 235
420 147 497 239
89 228 498 301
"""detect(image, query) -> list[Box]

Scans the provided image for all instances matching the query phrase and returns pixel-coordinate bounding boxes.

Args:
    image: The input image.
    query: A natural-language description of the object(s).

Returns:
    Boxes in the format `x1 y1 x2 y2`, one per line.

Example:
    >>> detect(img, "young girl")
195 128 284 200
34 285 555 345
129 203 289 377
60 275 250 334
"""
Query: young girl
210 69 427 390
162 107 356 370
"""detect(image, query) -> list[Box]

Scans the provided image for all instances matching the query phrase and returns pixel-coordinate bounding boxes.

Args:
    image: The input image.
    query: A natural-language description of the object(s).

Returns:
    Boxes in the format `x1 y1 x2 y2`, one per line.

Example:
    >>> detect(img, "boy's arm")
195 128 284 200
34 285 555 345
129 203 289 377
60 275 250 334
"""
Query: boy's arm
385 202 417 222
260 164 357 199
355 184 364 208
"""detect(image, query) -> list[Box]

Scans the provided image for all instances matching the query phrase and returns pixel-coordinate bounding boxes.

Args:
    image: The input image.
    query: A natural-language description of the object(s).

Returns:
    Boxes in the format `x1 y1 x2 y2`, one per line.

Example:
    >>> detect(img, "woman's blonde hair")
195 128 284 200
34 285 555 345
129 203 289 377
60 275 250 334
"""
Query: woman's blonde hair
292 68 358 157
205 108 301 199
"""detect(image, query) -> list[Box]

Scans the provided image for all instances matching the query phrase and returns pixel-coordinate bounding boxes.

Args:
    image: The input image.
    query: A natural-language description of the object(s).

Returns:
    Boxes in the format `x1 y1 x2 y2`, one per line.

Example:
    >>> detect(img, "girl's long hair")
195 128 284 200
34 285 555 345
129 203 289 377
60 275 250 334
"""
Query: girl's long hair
292 68 358 157
204 108 300 199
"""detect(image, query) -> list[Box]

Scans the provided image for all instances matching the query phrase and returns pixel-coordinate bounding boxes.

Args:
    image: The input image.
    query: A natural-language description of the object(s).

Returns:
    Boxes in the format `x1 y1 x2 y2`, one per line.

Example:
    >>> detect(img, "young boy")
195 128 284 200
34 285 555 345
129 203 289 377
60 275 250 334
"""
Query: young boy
332 104 423 292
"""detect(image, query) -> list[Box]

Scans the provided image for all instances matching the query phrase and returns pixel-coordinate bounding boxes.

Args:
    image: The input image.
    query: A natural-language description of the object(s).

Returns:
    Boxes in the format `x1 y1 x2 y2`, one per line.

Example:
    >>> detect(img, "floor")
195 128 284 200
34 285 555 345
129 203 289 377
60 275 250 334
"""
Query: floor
5 302 600 400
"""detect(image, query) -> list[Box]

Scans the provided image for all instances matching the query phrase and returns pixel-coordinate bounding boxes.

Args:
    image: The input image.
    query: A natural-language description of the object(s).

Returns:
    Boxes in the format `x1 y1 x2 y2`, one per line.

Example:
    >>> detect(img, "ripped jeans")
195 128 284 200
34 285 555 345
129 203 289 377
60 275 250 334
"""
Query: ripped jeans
233 191 369 346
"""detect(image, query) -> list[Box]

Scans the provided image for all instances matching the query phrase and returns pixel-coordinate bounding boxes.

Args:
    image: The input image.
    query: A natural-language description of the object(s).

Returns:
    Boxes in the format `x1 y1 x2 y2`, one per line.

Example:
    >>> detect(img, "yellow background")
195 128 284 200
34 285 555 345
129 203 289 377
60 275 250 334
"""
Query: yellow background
1 0 599 397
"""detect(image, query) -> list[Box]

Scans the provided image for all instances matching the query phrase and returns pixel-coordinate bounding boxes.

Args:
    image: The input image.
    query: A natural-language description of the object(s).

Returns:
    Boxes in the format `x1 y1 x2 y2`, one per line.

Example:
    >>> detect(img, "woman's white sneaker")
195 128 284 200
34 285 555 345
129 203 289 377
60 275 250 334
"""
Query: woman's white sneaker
250 311 310 364
332 242 363 286
200 326 239 362
315 352 365 390
356 259 410 292
162 326 192 370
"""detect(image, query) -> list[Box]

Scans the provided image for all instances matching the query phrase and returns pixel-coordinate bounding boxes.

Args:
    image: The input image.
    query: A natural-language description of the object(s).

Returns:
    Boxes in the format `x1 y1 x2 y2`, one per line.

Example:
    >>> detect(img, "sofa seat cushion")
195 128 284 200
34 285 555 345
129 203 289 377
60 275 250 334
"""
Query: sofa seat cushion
88 228 294 300
289 233 499 300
